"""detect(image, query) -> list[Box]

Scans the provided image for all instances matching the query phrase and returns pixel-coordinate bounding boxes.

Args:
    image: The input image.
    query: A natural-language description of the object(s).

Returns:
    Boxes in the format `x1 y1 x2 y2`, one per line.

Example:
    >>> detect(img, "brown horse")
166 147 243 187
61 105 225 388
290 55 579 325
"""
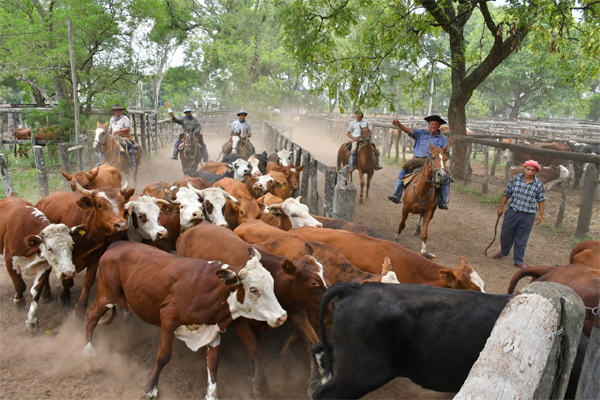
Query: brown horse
179 131 202 176
337 129 376 204
396 143 449 259
95 121 140 187
222 138 255 160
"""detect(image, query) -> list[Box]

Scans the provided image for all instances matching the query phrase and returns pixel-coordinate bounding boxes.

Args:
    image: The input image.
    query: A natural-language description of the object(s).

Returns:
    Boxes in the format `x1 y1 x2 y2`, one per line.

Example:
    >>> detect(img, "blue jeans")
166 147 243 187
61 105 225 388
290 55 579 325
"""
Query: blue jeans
499 208 536 264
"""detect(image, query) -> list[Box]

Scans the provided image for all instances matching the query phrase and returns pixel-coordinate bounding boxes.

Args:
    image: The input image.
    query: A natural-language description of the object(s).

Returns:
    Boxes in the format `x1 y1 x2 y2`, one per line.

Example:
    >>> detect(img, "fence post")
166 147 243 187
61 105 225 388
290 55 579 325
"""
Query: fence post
59 143 71 192
0 154 14 197
575 163 598 237
554 173 571 229
300 151 310 203
505 151 514 184
295 146 303 167
140 114 147 155
309 154 319 214
333 177 356 221
394 131 400 164
575 299 600 399
323 167 337 217
463 143 472 186
455 282 584 400
491 147 501 177
33 146 49 198
80 134 89 170
482 146 490 195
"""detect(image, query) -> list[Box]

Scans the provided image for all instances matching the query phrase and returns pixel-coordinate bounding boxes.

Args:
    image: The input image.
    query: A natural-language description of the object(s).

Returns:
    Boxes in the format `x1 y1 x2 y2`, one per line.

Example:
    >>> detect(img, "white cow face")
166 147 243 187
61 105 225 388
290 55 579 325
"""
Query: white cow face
226 249 287 328
272 196 323 229
175 187 205 231
126 196 168 242
232 159 251 181
247 155 262 177
252 175 275 197
277 149 293 167
38 224 76 280
190 186 237 227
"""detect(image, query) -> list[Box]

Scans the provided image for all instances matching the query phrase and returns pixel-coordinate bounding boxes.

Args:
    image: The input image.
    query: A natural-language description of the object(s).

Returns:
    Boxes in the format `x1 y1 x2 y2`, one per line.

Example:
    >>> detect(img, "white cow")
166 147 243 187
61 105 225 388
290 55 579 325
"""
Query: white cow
187 183 238 227
125 196 169 242
269 196 323 229
174 187 205 231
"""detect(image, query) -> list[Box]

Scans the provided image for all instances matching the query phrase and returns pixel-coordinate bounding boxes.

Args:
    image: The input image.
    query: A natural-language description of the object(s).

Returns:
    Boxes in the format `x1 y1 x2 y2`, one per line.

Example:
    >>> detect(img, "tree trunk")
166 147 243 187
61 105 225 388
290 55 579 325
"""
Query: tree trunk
448 98 469 180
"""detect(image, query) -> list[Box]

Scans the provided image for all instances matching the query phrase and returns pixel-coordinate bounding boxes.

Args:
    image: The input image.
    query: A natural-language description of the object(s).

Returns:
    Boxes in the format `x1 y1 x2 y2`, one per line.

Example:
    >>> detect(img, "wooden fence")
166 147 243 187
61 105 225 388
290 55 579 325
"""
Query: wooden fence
262 121 357 221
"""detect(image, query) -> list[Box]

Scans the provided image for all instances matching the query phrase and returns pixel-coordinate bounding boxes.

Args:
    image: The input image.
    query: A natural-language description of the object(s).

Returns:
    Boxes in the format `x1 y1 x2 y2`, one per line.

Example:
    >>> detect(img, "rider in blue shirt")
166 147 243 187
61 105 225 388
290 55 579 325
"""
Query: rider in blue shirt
388 115 451 209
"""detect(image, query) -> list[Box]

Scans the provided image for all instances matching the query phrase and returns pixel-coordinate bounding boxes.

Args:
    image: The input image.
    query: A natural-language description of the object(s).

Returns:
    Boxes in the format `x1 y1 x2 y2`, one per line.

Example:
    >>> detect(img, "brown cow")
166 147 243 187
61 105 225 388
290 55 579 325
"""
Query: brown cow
511 141 570 168
177 223 330 398
171 176 210 192
569 241 600 270
507 263 599 336
313 215 384 239
213 177 252 198
199 161 229 175
234 220 398 285
266 164 304 193
85 241 286 399
266 170 292 199
0 195 78 327
293 227 485 291
210 178 261 229
36 182 133 315
142 181 173 201
61 164 122 192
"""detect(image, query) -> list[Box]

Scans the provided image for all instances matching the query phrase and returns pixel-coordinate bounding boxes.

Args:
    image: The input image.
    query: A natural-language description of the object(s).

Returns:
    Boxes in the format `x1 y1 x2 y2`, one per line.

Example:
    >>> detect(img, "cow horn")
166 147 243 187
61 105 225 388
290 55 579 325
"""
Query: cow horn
295 196 302 202
269 203 283 210
155 199 171 205
187 181 203 196
125 201 134 215
74 180 94 196
224 191 239 204
121 180 129 191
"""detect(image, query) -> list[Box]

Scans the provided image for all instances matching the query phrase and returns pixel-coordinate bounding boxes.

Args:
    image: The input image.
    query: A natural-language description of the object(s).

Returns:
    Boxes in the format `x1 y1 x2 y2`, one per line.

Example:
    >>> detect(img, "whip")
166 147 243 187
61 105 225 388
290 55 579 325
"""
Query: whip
484 213 502 256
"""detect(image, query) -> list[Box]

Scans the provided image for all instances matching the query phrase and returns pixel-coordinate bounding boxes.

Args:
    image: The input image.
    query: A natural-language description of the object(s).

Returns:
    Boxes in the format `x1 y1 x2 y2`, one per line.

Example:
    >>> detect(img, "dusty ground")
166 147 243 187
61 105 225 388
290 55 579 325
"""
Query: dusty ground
1 122 594 400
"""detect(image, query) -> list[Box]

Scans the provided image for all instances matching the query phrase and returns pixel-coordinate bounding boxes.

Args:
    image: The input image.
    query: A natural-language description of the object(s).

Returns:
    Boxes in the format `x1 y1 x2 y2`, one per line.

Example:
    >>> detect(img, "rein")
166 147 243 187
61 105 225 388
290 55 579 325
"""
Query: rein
411 153 445 214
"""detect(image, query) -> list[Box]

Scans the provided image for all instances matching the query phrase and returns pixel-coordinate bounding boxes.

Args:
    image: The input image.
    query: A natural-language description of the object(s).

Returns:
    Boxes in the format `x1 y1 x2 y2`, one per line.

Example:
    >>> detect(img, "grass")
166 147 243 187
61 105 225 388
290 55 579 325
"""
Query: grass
453 182 503 206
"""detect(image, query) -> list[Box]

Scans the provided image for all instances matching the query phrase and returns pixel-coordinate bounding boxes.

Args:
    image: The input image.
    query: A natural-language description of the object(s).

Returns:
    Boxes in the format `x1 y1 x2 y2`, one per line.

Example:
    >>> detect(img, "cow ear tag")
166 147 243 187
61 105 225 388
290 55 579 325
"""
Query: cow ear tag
78 229 86 236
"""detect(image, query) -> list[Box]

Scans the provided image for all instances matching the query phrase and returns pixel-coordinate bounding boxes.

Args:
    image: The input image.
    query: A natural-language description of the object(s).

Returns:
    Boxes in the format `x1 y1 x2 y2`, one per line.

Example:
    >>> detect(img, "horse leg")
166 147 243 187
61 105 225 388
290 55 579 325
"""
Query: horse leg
359 171 365 204
415 215 422 236
366 172 372 198
395 205 410 242
419 211 435 259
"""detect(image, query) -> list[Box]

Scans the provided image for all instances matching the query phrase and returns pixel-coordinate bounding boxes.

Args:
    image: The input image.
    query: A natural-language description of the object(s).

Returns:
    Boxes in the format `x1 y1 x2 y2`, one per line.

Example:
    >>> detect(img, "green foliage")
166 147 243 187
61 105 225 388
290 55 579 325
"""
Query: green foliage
466 91 489 119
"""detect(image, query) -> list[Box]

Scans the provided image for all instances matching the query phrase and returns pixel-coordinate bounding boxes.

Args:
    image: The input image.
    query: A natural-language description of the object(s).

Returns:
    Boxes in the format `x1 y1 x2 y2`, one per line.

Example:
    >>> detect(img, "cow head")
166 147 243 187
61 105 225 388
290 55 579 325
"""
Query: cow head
62 167 100 192
269 197 323 229
74 182 129 234
247 155 263 177
277 149 293 167
174 186 205 231
228 196 263 228
438 257 486 292
287 243 331 312
23 223 77 280
219 248 287 328
125 196 169 242
252 175 275 197
231 159 251 181
282 165 304 191
187 183 237 227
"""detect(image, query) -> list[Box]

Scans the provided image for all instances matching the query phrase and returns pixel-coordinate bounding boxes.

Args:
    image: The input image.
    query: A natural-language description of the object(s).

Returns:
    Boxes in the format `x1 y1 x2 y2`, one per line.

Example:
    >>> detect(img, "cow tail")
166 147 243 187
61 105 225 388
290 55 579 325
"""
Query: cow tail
506 265 554 294
316 283 356 383
98 306 117 326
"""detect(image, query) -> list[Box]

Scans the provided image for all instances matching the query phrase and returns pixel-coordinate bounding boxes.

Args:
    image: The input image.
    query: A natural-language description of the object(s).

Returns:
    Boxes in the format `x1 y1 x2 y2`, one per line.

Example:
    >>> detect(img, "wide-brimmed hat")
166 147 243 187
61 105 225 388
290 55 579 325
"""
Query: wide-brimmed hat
111 105 125 111
424 115 447 125
183 108 192 113
523 160 541 172
237 110 248 116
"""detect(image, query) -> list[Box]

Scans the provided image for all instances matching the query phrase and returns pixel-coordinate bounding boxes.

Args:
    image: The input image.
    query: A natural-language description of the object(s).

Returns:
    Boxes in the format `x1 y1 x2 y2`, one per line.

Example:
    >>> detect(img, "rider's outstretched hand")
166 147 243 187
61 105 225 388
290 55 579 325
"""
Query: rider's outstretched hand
165 102 171 109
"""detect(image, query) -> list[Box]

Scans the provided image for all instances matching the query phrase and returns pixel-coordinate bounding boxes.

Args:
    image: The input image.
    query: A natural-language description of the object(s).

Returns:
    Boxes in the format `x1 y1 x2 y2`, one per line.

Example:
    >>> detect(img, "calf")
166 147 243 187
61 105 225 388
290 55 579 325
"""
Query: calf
569 240 599 270
234 220 398 285
125 195 169 242
293 227 485 291
507 263 599 336
0 196 78 327
177 223 330 398
312 283 511 399
36 182 133 315
142 181 173 201
61 164 122 191
85 241 287 400
510 165 569 190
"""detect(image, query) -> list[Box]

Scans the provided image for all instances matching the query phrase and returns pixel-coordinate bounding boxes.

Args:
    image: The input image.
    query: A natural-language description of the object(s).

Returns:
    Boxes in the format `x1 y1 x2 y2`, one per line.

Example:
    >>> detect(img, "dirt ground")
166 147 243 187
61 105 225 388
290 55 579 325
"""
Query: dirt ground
0 122 593 400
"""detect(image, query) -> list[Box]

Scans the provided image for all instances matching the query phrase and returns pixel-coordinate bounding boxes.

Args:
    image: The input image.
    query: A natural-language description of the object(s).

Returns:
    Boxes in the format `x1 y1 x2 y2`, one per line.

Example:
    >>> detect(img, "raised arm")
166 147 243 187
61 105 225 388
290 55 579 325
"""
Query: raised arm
392 120 413 135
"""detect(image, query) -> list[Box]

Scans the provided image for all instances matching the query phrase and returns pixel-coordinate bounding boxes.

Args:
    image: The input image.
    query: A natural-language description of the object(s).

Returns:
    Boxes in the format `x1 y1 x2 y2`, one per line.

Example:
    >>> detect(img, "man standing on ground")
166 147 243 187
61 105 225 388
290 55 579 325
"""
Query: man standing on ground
493 160 546 269
388 115 450 209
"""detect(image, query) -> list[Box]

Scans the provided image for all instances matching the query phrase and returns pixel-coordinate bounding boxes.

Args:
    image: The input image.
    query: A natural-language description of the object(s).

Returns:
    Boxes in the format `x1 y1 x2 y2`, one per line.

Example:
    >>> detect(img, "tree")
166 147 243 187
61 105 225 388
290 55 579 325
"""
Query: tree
279 0 600 178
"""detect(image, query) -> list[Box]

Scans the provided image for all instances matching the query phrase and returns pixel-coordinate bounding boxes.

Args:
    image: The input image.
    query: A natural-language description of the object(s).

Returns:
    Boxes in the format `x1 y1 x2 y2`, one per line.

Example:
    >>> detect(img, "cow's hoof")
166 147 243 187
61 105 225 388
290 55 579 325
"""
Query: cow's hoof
142 387 158 399
422 253 436 260
13 297 25 308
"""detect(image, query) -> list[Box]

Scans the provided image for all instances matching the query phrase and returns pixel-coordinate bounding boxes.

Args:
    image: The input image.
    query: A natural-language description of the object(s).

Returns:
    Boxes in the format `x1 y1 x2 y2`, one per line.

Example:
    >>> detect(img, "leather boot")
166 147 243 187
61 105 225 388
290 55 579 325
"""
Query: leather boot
201 147 210 162
348 154 356 171
171 147 179 160
388 180 404 204
375 154 383 170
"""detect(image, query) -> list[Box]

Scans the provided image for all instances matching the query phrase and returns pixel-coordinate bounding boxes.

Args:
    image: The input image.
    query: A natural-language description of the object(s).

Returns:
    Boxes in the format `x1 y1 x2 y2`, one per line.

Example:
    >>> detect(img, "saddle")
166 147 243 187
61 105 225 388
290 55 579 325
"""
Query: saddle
401 158 427 187
114 135 139 154
223 138 254 155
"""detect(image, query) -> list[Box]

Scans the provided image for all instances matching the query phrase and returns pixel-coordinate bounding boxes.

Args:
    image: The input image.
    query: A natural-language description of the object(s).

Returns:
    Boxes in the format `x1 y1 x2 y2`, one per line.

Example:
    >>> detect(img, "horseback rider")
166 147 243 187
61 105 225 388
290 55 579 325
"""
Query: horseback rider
346 111 383 172
166 102 209 162
387 115 451 209
229 110 252 154
108 105 137 171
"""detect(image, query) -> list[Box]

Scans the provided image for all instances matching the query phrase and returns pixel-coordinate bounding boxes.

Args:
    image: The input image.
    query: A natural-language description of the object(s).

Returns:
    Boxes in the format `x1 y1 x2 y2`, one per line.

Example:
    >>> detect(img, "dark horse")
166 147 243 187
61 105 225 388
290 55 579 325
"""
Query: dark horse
396 143 449 259
95 121 140 187
221 137 255 160
179 131 203 176
337 128 376 204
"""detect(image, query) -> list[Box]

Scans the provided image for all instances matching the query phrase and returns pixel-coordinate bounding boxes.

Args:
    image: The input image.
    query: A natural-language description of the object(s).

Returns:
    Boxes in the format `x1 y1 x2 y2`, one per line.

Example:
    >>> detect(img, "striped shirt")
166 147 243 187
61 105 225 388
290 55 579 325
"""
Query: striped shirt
503 174 546 214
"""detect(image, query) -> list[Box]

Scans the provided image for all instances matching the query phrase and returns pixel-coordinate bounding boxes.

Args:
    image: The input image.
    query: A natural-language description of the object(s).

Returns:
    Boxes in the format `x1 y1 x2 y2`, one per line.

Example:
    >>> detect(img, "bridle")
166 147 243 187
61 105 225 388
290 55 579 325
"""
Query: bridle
423 149 448 188
412 149 448 212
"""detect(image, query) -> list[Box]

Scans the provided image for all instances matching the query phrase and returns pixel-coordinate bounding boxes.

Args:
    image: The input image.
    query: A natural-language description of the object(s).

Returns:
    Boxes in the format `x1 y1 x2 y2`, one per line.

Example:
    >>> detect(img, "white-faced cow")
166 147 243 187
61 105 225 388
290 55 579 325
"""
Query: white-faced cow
85 241 286 400
125 195 169 242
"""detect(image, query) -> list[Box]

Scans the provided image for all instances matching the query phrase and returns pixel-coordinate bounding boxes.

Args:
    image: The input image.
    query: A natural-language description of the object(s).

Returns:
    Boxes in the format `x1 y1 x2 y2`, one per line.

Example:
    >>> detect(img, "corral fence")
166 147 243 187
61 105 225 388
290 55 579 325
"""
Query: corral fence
295 114 600 237
262 121 357 221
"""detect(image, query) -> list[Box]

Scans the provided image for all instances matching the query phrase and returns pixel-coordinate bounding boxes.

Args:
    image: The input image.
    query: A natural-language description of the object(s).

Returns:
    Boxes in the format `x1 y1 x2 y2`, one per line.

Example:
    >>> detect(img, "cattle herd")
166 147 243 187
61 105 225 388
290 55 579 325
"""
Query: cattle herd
0 145 598 400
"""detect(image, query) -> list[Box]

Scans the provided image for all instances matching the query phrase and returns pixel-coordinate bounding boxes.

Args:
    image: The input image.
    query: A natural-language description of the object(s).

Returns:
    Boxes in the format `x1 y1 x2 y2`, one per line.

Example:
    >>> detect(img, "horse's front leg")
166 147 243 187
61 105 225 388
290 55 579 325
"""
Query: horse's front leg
419 210 436 259
395 204 411 242
359 173 365 204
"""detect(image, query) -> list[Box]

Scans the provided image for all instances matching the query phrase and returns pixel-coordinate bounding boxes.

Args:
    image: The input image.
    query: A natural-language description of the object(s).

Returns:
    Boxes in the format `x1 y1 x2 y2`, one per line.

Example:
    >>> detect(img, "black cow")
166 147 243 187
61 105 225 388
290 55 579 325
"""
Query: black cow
568 141 600 189
192 166 235 184
222 153 242 163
